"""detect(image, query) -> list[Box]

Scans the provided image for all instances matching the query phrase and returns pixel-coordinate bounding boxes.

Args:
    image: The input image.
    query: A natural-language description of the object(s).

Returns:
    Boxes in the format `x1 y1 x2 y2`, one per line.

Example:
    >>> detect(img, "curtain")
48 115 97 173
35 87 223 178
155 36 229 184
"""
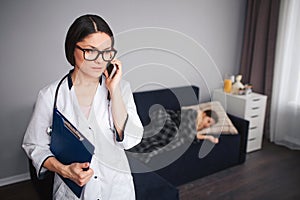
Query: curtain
270 0 300 150
239 0 281 139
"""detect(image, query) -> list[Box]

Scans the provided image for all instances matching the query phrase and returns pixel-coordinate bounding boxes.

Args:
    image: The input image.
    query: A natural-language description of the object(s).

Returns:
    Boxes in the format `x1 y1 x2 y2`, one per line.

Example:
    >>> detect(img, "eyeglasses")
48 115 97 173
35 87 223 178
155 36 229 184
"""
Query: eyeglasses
76 45 117 62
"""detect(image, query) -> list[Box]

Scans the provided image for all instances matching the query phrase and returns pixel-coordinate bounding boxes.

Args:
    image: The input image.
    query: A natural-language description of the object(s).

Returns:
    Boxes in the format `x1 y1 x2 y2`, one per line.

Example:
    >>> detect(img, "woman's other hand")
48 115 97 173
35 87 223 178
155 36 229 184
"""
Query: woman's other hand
63 162 94 187
44 157 94 187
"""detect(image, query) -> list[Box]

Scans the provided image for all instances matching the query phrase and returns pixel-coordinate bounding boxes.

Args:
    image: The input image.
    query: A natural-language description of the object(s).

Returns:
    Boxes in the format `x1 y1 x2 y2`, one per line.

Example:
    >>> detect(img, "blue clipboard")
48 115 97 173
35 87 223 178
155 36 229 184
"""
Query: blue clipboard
49 73 95 198
50 108 95 198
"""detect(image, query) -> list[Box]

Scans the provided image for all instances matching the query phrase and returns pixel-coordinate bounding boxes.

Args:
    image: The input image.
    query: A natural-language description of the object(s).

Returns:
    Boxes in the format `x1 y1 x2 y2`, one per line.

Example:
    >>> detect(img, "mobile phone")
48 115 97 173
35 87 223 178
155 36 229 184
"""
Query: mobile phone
106 63 117 79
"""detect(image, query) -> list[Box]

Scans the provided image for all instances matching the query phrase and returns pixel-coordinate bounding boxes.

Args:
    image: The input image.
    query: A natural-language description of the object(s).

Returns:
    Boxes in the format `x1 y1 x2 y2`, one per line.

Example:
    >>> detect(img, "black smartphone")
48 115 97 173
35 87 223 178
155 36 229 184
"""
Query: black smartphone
106 63 117 79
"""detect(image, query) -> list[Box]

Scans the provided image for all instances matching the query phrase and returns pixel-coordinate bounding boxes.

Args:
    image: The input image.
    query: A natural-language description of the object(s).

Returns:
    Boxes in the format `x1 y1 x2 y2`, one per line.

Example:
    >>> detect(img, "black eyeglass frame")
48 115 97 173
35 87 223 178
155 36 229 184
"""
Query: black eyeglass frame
76 45 117 62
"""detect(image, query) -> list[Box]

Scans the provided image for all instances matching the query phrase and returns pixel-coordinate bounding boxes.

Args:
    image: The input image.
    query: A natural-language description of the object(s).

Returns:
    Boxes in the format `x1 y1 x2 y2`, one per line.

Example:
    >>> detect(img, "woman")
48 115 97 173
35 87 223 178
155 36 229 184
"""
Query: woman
196 109 219 144
22 14 143 199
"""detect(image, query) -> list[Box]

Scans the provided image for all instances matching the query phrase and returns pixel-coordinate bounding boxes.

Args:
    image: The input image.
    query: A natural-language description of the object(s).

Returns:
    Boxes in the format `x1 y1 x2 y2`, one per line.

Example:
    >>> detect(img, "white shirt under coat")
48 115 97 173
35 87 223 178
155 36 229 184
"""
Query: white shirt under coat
22 73 144 200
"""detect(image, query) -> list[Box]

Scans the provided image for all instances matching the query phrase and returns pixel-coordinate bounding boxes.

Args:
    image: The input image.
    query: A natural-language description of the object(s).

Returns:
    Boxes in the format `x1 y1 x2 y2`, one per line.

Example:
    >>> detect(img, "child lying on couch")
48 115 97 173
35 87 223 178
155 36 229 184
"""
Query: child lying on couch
196 109 219 144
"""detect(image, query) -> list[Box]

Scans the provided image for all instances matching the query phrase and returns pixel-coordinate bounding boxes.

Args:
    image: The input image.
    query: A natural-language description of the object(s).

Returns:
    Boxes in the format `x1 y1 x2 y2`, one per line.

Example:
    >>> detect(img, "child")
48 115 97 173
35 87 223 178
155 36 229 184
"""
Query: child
196 109 219 144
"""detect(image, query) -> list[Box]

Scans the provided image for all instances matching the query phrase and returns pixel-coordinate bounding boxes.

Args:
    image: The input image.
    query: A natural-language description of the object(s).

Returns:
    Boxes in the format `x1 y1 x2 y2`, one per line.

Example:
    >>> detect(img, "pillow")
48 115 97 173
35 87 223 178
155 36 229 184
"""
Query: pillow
182 101 238 135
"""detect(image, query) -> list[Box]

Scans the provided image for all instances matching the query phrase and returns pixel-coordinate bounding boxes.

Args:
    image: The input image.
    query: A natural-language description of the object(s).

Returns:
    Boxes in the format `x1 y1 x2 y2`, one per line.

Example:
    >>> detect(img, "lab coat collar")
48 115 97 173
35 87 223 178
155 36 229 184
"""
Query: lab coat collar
67 69 104 90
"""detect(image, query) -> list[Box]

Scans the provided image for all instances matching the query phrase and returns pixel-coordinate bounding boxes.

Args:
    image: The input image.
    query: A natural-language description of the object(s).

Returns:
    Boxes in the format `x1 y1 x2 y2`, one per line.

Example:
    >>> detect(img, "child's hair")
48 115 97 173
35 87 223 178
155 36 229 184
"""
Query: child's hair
203 109 219 123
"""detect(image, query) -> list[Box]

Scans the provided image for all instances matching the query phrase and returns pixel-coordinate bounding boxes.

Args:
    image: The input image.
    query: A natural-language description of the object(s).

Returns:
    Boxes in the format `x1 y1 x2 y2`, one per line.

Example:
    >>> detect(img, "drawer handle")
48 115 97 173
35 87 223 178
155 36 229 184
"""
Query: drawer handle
252 107 260 110
252 98 261 102
248 137 256 141
250 126 257 130
251 115 259 118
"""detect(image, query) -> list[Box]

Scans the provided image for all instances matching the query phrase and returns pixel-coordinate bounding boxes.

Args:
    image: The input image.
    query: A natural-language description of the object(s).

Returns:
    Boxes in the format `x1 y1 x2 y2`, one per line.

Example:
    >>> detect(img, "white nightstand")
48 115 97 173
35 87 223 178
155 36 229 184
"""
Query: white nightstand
213 89 267 152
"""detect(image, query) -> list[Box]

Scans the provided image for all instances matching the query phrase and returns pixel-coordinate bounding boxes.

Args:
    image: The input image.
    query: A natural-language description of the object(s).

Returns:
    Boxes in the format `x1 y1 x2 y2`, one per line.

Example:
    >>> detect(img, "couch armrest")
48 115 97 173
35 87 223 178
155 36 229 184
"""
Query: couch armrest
228 114 249 163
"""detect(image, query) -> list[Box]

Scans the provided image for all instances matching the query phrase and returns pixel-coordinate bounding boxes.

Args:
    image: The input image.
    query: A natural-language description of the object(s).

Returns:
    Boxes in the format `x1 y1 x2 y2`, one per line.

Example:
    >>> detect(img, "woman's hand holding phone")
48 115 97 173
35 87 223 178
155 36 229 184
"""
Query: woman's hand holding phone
107 64 117 79
104 60 128 137
104 59 122 96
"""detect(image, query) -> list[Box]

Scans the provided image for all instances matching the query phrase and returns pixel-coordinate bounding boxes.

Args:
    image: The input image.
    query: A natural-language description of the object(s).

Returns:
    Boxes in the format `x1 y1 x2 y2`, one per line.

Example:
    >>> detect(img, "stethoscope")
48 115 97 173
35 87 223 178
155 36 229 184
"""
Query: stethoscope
46 73 116 136
107 91 116 135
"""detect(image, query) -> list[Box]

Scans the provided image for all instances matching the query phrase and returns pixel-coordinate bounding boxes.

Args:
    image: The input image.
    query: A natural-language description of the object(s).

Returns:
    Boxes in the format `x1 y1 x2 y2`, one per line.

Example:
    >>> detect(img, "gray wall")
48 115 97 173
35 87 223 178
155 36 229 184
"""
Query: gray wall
0 0 246 182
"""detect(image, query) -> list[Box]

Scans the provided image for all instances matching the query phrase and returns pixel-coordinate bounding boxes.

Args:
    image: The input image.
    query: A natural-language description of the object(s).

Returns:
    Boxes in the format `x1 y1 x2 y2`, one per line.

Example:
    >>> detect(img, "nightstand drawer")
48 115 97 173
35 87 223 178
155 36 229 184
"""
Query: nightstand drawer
245 105 263 118
247 137 262 152
246 114 260 128
245 98 265 116
249 96 264 107
248 126 260 139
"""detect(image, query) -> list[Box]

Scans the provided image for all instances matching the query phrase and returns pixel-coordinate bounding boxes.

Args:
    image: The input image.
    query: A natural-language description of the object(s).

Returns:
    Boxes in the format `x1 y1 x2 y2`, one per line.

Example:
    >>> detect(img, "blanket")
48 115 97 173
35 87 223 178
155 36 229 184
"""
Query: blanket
128 108 197 163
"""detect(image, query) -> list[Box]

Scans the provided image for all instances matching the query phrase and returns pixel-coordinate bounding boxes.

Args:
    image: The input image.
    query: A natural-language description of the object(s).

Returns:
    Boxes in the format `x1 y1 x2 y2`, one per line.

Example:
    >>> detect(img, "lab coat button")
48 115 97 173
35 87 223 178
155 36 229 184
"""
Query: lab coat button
94 176 97 179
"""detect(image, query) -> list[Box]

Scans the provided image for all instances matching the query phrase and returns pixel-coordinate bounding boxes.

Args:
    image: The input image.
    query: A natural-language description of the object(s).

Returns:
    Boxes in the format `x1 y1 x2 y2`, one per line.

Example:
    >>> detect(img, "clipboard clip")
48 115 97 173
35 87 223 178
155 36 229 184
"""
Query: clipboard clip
46 126 52 136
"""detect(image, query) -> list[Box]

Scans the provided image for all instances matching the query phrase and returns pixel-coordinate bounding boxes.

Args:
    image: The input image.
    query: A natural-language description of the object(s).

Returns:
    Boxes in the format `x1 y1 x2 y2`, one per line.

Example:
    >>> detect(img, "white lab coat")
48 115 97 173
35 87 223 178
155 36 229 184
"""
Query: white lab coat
22 74 143 200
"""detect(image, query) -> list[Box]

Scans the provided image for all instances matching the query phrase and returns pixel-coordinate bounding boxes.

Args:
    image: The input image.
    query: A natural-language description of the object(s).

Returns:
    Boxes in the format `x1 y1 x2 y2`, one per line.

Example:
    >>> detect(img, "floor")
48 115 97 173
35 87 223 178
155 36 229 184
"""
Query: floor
0 140 299 200
178 140 300 200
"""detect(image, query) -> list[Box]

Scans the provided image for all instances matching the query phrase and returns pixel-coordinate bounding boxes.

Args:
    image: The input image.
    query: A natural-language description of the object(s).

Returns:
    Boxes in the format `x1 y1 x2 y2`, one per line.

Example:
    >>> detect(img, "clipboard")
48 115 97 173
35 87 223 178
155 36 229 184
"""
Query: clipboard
49 73 95 198
50 108 95 198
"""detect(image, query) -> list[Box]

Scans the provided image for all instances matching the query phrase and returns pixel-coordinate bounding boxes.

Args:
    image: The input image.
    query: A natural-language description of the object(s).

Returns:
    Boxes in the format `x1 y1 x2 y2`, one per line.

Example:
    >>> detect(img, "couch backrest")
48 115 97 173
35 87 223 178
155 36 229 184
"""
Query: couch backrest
133 85 199 126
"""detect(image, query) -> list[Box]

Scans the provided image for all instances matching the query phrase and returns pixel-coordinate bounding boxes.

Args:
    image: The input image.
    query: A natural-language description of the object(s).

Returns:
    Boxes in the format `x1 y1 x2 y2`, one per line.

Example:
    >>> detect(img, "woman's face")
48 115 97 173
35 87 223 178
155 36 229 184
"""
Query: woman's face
74 32 113 78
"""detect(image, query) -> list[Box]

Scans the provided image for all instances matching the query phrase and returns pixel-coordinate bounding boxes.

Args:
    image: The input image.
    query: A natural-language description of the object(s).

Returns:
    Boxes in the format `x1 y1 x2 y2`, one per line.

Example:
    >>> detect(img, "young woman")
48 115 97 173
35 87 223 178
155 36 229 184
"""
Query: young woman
196 109 219 144
22 14 143 199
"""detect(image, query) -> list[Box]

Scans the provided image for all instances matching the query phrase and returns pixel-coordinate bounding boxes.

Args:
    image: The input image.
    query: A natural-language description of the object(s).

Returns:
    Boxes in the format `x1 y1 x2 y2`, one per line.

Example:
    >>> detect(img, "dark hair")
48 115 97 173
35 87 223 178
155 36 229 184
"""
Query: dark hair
203 110 219 123
65 14 114 66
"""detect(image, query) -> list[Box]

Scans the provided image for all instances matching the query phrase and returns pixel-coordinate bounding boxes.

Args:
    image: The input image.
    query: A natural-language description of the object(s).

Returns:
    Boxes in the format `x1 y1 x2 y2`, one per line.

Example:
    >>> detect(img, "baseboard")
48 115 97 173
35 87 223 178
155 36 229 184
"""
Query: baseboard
0 173 31 187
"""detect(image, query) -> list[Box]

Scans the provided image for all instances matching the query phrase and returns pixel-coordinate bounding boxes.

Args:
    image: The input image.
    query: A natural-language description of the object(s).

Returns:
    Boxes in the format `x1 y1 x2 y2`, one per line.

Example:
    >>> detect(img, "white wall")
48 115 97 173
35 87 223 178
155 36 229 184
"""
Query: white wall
0 0 246 183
